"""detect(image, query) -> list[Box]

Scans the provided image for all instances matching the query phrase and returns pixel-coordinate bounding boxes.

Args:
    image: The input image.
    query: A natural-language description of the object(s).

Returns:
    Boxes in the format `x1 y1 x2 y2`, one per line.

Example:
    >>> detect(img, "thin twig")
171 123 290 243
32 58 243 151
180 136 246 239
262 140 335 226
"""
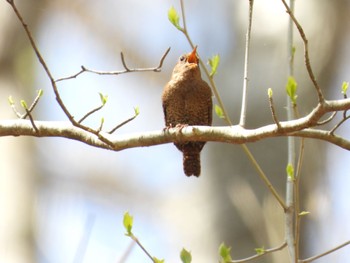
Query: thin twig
268 91 281 129
78 104 105 124
129 234 156 263
241 144 287 210
330 114 350 135
299 240 350 263
316 111 337 126
239 0 254 127
24 108 39 133
22 90 43 119
109 114 138 134
56 48 170 82
230 242 287 263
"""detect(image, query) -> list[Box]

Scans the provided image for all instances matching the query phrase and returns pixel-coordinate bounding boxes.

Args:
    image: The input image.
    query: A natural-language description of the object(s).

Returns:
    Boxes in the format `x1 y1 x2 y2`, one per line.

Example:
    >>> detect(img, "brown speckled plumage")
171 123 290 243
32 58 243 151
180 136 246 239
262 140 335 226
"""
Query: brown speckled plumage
162 47 212 177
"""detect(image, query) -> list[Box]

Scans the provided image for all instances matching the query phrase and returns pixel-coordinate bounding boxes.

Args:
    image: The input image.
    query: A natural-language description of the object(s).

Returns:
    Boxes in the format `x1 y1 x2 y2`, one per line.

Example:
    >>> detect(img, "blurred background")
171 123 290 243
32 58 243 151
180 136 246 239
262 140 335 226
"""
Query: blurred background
1 0 350 262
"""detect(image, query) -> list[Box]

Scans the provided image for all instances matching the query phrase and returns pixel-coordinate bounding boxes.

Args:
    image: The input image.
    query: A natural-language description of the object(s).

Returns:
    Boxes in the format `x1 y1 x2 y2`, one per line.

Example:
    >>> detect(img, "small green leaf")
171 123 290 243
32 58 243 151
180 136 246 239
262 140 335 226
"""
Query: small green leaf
153 257 165 263
37 89 44 97
286 163 294 181
268 88 273 98
219 243 232 262
99 92 108 105
8 96 14 105
180 248 192 263
100 117 105 125
20 100 28 109
215 104 225 119
168 6 182 31
254 246 265 255
208 54 220 77
299 211 310 216
134 106 140 116
123 212 133 235
286 76 298 105
341 81 349 95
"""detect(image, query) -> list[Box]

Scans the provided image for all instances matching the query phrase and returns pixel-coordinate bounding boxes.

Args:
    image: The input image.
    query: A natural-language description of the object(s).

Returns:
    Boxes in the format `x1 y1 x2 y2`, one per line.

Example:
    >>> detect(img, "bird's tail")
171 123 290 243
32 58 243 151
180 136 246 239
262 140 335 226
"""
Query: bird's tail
182 145 201 177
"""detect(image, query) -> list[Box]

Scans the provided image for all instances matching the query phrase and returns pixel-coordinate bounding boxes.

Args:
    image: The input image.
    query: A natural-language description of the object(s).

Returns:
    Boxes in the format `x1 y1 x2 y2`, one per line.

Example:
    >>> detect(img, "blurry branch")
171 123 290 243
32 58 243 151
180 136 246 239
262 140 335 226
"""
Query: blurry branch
55 48 170 82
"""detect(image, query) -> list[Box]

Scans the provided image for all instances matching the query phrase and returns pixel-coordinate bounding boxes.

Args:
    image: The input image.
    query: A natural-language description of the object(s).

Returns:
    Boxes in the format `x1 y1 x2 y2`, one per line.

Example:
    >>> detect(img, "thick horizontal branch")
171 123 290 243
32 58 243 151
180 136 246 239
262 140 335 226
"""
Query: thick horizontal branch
1 99 350 151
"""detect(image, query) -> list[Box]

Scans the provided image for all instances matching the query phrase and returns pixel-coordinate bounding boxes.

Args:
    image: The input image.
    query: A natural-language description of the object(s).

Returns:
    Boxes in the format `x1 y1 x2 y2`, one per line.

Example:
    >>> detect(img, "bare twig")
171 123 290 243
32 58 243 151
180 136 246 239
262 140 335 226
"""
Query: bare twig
280 0 325 103
299 240 350 263
24 108 39 133
78 104 105 124
241 143 287 210
268 90 281 129
230 242 287 263
330 114 350 135
55 48 170 82
239 0 254 127
316 111 337 126
109 114 138 134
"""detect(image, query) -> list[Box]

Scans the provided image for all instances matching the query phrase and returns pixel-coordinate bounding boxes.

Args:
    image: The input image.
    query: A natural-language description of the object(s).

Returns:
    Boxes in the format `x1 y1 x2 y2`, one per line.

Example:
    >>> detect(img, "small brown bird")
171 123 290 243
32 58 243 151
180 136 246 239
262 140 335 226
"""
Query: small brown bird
162 46 212 177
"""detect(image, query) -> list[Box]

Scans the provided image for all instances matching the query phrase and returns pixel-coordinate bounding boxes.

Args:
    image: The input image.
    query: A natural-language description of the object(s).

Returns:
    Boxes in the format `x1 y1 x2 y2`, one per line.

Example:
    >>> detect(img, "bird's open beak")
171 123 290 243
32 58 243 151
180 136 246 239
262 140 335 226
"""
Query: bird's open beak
187 46 198 64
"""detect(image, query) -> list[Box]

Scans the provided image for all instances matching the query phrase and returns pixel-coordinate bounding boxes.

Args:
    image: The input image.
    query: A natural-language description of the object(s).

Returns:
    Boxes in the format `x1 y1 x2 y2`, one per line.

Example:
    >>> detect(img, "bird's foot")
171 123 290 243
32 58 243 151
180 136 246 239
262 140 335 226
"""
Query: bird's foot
175 124 188 133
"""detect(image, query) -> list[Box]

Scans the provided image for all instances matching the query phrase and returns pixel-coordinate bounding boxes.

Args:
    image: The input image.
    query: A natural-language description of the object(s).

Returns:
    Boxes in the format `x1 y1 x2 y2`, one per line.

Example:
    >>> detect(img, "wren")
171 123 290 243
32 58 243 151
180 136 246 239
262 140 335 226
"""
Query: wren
162 46 212 177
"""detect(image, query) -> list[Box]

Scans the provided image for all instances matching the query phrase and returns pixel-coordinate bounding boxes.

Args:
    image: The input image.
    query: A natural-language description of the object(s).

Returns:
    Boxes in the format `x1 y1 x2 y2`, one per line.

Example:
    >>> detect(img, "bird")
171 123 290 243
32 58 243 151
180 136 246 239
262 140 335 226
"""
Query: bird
162 46 212 177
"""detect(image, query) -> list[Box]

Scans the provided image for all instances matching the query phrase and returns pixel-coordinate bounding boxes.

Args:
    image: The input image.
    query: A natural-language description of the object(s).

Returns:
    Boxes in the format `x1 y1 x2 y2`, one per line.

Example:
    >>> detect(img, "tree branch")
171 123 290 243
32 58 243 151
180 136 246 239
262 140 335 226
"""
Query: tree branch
2 102 350 151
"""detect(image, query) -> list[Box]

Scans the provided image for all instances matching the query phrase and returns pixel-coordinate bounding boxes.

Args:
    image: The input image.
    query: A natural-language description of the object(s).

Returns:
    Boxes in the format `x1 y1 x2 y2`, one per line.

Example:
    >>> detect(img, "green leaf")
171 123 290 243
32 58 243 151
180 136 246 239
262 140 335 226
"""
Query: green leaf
100 117 105 125
299 211 310 216
99 92 108 105
254 246 265 255
286 76 298 105
341 81 349 95
153 257 165 263
134 106 140 116
208 54 220 77
20 100 28 109
8 96 14 105
168 6 182 31
123 211 133 235
219 242 232 262
180 248 192 263
268 88 273 98
215 104 225 119
286 163 294 181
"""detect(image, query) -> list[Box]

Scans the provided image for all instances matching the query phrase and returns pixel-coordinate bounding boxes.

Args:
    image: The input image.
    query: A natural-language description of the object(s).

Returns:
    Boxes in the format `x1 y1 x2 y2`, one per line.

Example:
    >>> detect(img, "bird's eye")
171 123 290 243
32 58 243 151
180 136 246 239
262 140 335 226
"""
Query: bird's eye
179 55 186 62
